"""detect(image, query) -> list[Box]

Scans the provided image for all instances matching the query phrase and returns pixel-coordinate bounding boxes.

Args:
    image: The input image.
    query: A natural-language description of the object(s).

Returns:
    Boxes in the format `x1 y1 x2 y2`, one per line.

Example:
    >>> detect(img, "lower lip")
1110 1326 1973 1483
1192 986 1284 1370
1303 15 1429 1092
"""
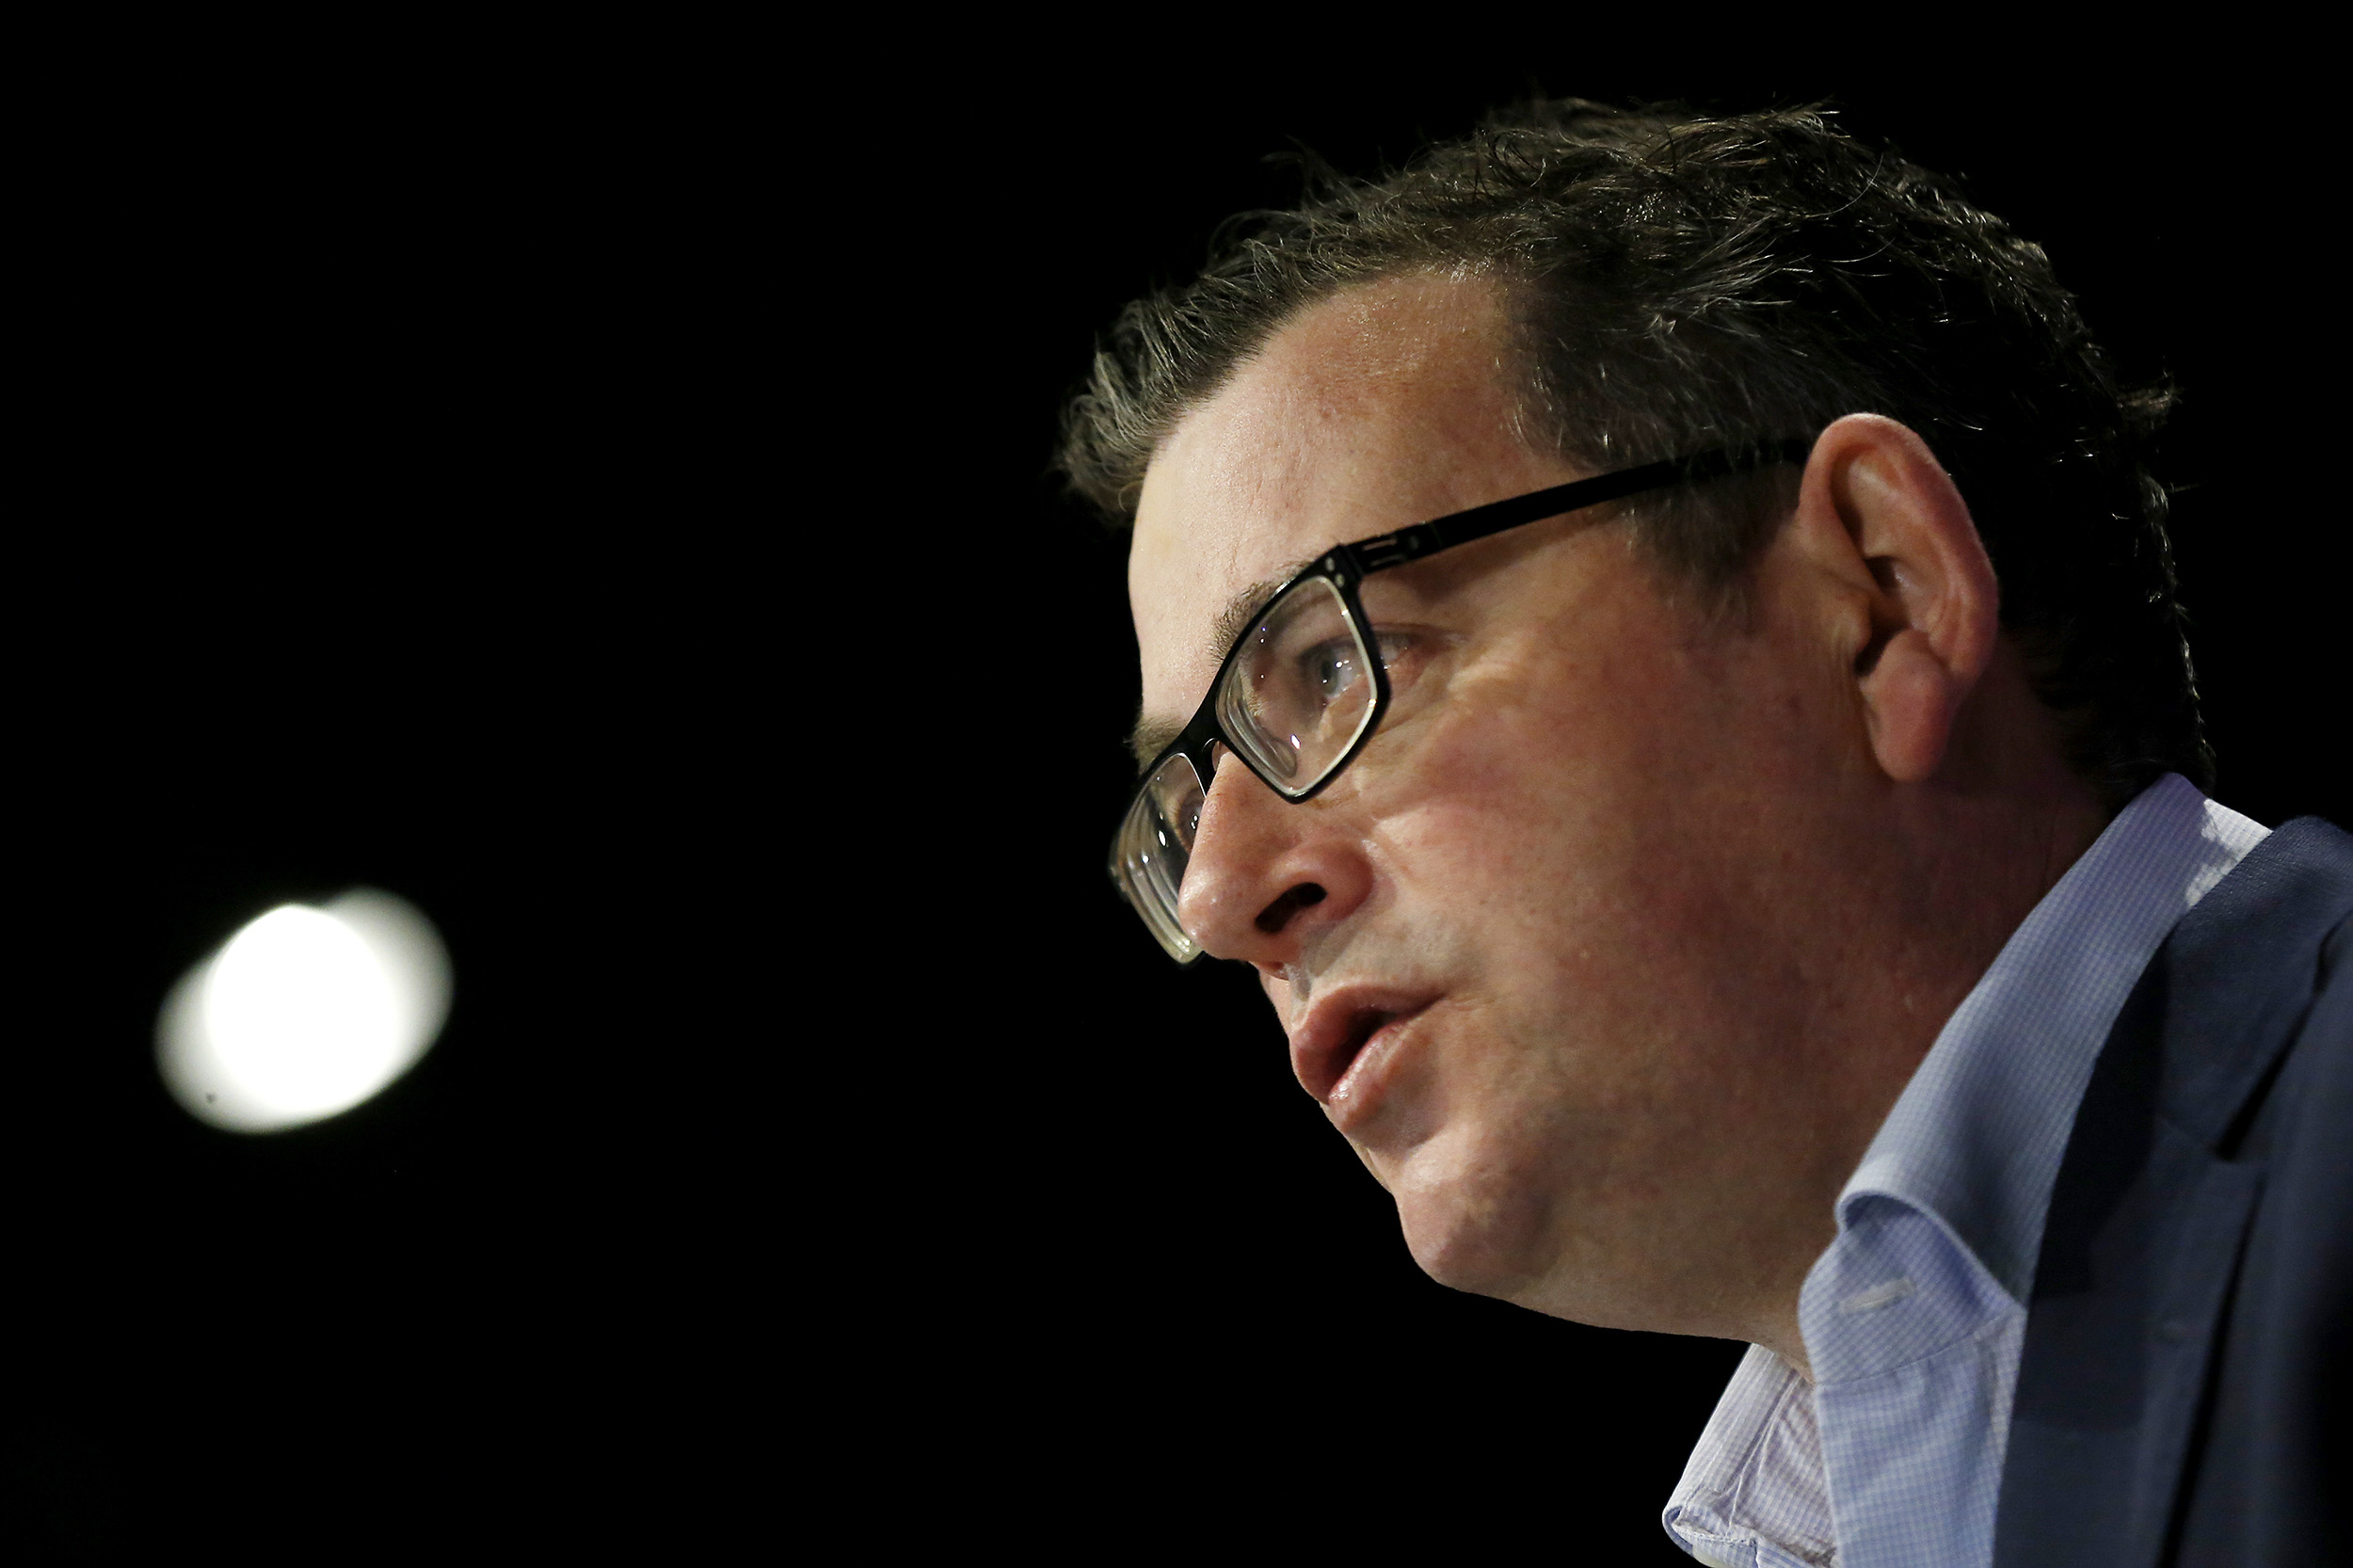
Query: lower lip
1325 1005 1430 1131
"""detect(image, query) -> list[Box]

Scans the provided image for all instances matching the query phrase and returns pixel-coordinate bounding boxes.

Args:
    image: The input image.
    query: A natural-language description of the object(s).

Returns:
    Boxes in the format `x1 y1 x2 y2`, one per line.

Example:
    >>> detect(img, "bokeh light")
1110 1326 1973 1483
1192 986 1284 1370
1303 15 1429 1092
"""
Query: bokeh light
158 889 452 1131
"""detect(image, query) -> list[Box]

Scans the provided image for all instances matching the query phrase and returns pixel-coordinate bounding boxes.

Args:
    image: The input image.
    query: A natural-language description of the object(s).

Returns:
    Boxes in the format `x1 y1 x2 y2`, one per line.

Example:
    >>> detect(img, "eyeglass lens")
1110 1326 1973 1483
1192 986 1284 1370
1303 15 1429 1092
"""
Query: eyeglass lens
1114 576 1381 961
1214 577 1380 792
1117 752 1206 962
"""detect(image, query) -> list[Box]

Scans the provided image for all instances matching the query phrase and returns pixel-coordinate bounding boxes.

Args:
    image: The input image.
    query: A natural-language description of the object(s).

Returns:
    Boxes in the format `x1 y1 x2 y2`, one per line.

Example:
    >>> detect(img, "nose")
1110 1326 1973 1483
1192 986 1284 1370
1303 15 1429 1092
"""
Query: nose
1176 751 1373 969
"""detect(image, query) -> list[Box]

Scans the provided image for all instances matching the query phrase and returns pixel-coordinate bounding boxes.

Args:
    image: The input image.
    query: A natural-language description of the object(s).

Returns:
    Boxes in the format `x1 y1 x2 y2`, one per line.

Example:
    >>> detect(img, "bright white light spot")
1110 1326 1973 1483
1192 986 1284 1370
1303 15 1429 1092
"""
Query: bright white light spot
157 889 452 1132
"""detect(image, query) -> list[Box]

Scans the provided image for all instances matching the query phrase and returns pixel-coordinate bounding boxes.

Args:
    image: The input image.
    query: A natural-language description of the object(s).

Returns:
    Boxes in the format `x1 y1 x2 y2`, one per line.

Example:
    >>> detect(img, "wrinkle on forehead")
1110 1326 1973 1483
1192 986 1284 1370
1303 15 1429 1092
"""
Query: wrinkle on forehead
1128 273 1526 727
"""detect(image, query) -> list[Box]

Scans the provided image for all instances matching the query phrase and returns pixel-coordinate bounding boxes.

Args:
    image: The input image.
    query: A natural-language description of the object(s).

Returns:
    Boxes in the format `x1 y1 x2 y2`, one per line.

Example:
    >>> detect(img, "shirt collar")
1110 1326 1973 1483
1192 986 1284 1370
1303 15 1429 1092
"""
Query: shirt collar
1836 774 2269 1303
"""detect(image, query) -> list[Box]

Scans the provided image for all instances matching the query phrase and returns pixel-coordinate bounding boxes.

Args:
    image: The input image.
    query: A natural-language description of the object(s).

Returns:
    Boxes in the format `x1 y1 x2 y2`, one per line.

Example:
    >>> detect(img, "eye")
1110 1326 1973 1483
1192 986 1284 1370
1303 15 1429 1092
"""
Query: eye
1295 631 1418 708
1304 642 1359 701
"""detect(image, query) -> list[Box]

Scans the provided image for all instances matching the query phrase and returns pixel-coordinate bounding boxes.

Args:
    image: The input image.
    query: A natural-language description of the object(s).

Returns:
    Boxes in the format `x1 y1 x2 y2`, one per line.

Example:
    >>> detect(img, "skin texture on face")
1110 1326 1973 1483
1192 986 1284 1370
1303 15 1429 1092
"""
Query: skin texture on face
1128 273 2108 1368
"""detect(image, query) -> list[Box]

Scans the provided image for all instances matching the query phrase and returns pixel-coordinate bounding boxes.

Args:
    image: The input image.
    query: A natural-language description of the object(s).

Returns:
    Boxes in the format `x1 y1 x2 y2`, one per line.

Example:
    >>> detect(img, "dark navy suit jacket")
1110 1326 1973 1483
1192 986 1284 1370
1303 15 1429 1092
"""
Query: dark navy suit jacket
1993 816 2352 1567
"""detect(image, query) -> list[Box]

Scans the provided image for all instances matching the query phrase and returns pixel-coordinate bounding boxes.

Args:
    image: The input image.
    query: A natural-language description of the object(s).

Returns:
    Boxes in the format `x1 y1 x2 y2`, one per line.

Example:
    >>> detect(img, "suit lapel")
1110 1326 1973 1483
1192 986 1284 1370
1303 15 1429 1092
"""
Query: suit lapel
1993 818 2353 1568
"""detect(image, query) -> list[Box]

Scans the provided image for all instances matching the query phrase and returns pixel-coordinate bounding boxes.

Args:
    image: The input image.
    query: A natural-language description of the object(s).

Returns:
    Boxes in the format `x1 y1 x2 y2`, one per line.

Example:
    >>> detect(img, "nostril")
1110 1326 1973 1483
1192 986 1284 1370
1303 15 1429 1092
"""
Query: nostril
1257 883 1327 934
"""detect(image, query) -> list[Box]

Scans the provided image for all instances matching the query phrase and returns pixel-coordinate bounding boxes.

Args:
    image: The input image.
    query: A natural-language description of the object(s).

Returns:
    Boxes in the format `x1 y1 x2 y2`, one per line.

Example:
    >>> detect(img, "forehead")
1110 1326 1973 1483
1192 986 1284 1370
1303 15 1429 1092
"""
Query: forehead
1128 273 1536 714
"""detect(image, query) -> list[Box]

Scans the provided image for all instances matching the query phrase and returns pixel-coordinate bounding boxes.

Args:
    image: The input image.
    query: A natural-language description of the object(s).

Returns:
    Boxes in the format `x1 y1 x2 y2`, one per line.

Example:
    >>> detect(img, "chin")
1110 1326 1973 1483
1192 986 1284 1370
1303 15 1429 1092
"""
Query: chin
1390 1160 1552 1301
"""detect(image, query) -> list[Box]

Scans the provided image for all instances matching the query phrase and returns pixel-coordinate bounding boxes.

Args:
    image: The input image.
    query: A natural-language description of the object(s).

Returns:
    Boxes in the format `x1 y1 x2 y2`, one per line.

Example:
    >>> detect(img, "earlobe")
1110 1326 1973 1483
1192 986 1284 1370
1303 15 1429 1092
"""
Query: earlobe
1796 415 1999 786
1865 628 1964 782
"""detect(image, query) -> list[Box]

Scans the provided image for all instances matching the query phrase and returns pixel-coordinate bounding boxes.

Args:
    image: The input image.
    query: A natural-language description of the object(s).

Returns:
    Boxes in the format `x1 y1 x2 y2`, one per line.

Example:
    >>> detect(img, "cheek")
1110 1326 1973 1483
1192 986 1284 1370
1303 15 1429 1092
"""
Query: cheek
1359 639 1782 1139
1371 616 1801 955
1369 669 1675 959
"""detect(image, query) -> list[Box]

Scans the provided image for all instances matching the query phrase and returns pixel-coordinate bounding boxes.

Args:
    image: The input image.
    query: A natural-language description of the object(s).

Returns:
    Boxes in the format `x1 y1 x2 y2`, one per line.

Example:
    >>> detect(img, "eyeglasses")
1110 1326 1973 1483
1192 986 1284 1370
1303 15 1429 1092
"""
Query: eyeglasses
1110 437 1813 963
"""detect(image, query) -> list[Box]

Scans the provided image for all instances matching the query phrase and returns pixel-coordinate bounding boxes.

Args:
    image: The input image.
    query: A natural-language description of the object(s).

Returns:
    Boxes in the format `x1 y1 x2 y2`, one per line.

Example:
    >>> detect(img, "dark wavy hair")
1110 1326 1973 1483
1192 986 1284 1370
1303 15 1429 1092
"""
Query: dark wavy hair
1058 101 2209 807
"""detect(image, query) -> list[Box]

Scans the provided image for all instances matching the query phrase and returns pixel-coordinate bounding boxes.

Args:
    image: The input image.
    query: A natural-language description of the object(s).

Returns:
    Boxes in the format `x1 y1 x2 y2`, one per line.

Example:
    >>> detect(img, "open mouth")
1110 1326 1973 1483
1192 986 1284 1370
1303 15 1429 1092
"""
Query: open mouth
1291 996 1433 1106
1330 1009 1398 1089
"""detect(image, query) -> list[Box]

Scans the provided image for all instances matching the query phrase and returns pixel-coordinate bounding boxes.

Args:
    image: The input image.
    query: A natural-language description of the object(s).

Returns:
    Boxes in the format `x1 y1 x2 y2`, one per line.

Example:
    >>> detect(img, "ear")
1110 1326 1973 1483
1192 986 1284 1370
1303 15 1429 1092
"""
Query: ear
1787 414 1999 783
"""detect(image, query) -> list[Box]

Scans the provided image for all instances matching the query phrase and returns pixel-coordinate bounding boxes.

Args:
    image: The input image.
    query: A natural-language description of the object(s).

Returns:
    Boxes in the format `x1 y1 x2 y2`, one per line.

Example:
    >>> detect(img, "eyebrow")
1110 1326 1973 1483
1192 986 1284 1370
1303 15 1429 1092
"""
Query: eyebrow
1127 553 1321 769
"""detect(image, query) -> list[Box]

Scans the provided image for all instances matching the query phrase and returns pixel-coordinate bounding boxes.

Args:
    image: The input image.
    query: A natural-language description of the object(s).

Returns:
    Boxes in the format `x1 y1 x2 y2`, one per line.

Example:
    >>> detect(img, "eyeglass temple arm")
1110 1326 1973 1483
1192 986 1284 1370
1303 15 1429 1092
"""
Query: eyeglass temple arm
1338 437 1817 574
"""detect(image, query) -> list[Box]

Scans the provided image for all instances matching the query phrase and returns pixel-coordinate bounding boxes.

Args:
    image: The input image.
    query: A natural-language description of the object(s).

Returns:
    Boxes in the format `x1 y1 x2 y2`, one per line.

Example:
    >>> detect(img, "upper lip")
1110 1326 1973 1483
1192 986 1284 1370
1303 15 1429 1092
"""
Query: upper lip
1288 985 1438 1104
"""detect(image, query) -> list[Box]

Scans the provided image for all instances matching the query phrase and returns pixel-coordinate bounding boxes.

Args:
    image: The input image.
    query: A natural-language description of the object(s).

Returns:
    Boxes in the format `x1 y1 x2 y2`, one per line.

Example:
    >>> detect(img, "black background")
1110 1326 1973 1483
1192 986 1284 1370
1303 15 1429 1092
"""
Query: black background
13 36 2349 1557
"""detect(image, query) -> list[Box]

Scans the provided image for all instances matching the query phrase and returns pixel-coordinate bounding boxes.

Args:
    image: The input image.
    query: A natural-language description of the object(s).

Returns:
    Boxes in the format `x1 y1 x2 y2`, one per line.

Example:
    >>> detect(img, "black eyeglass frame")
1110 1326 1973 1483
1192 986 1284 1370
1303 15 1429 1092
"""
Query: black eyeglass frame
1112 436 1815 958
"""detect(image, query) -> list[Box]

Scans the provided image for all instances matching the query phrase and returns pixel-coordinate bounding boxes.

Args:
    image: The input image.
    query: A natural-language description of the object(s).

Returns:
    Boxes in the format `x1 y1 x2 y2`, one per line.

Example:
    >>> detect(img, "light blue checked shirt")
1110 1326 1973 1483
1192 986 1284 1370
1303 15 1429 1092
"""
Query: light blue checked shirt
1660 775 2270 1568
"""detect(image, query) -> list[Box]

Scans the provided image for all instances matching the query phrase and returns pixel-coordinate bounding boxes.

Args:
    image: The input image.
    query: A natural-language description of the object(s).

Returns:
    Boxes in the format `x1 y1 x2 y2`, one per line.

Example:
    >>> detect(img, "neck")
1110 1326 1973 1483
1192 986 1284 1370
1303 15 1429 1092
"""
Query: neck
1746 664 2110 1374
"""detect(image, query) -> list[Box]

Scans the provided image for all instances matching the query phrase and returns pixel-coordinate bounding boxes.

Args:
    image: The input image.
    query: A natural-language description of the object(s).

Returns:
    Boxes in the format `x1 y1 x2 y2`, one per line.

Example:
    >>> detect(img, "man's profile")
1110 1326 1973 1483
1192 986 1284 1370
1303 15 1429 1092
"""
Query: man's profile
1059 103 2347 1565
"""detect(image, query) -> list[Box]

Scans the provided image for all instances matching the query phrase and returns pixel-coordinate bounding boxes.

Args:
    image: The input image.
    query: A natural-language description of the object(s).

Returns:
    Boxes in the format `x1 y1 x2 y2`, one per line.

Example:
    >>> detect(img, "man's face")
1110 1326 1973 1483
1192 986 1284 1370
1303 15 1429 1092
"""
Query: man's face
1128 275 1869 1334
